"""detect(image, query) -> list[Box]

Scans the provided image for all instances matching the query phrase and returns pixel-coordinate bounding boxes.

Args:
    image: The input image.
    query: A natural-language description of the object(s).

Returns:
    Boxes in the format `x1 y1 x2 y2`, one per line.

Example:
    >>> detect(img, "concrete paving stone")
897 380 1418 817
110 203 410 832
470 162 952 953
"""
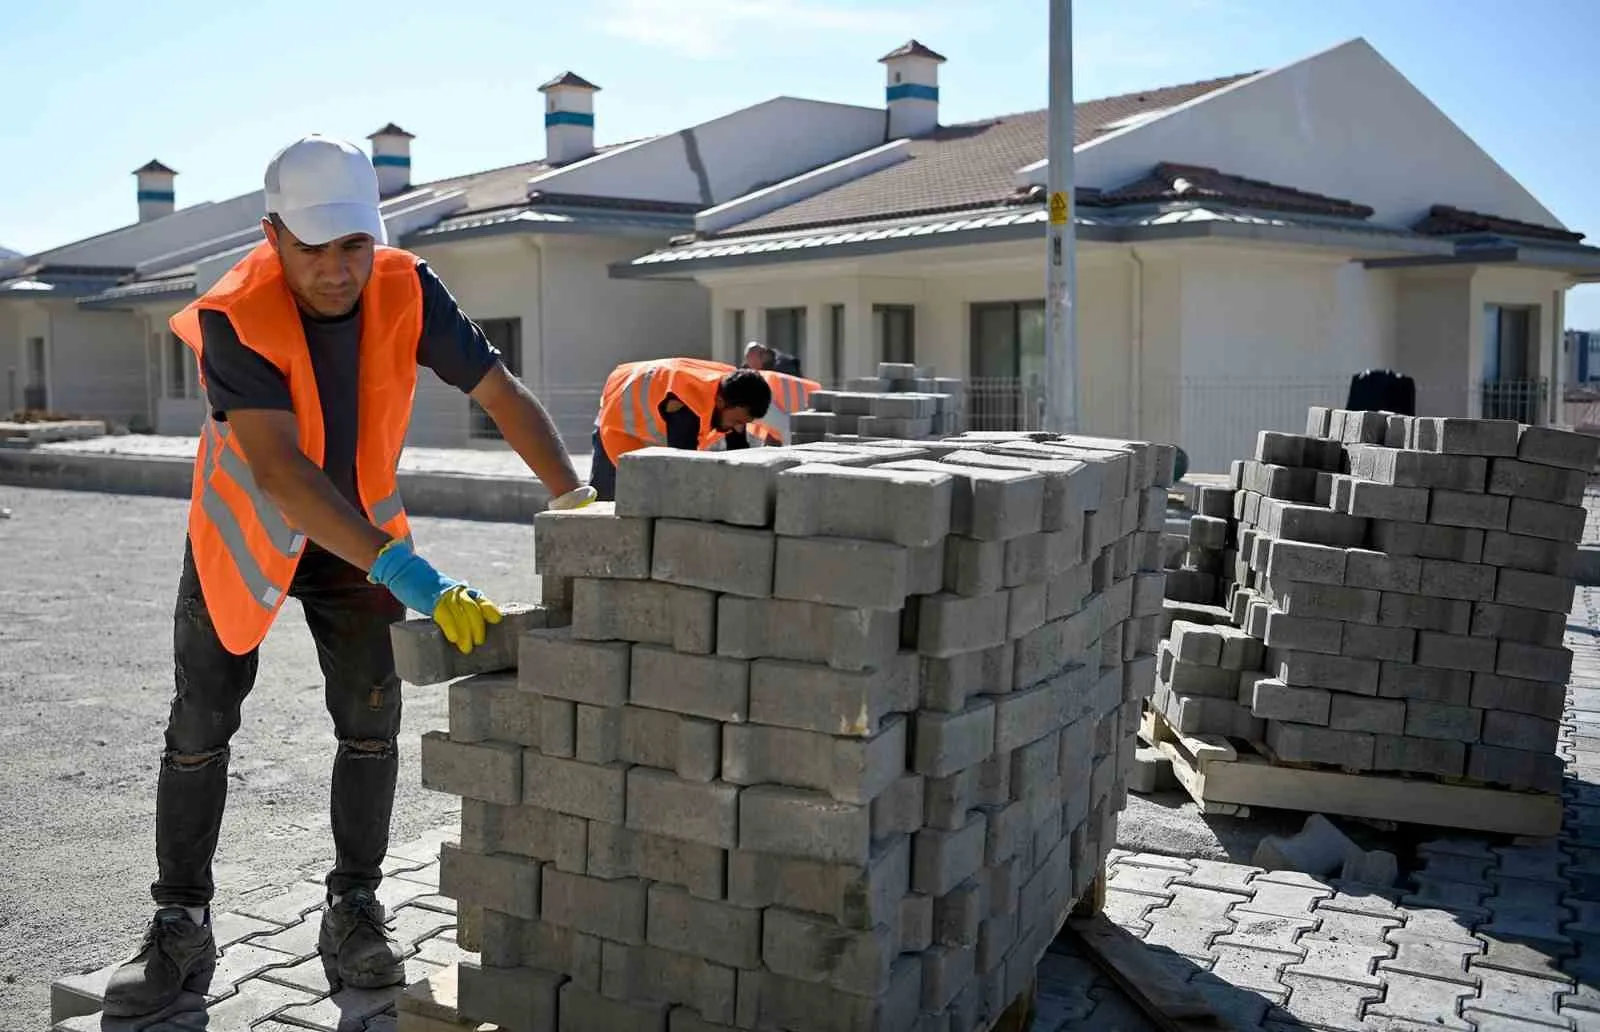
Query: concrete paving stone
1364 971 1477 1030
1176 858 1262 897
1404 873 1493 912
1464 967 1579 1028
1417 850 1496 885
1101 886 1163 937
182 979 326 1030
1495 844 1570 886
1379 928 1482 986
271 968 430 1031
1284 910 1400 989
1236 878 1333 920
208 942 307 997
1142 885 1249 961
1268 971 1382 1032
1105 862 1185 900
1216 911 1317 955
235 878 333 926
1472 933 1576 983
259 951 439 999
1316 880 1405 919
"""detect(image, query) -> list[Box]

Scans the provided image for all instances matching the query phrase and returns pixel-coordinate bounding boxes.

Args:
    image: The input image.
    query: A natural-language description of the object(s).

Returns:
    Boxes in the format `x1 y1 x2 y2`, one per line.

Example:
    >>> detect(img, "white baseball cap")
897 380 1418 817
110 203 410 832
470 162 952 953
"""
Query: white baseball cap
263 134 388 246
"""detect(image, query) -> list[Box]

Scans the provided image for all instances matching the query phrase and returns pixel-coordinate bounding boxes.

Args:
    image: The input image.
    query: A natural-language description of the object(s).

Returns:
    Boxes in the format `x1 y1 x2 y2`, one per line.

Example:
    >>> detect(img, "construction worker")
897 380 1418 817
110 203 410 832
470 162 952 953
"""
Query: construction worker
742 368 822 447
589 357 772 500
743 339 802 377
102 134 593 1018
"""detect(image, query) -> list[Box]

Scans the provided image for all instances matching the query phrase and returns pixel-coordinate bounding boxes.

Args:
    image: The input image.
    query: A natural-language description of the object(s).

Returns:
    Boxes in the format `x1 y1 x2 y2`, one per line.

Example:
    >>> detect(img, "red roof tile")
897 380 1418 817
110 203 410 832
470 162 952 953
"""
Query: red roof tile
1413 204 1582 244
714 71 1256 237
1095 161 1374 219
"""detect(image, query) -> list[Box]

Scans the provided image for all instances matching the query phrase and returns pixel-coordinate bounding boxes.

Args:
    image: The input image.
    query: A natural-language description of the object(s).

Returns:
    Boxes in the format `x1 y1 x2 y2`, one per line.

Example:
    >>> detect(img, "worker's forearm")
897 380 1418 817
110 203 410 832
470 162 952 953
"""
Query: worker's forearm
492 383 583 498
260 455 394 572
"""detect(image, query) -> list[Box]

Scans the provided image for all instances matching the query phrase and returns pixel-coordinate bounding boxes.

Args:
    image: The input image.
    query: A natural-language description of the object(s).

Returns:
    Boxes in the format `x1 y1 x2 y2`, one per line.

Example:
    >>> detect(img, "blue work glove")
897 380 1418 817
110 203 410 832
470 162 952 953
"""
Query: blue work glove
369 539 502 653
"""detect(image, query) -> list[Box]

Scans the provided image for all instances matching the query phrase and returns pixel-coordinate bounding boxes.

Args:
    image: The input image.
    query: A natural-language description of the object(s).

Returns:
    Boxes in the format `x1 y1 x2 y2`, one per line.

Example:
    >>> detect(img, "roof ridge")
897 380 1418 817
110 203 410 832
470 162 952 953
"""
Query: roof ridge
935 70 1258 132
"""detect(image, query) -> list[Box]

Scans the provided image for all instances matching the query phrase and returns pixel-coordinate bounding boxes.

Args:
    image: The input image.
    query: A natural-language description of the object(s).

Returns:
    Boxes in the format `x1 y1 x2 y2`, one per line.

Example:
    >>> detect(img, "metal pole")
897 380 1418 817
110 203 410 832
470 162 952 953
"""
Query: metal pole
1045 0 1078 433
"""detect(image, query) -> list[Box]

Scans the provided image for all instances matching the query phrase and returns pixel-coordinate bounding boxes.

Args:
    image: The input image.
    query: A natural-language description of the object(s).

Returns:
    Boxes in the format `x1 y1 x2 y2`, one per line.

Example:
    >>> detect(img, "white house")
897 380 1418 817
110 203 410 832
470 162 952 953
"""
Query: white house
611 38 1600 471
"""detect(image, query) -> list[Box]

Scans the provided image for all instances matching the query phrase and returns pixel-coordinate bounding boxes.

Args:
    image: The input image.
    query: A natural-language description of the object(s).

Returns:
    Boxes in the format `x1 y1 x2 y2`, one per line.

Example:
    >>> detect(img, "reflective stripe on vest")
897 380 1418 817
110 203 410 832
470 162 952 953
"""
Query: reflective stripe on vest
620 368 667 445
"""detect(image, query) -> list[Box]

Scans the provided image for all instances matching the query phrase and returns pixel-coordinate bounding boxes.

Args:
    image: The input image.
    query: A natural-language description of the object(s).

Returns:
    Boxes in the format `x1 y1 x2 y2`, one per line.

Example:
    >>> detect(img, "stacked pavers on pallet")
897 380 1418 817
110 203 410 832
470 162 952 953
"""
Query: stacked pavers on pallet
1149 407 1599 799
790 363 965 444
409 429 1173 1032
1164 483 1235 605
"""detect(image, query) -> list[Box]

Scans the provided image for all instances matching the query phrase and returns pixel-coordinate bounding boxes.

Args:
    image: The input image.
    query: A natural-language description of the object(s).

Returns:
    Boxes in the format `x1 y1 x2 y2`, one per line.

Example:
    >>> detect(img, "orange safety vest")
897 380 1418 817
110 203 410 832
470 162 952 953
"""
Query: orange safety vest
745 369 821 446
596 357 728 461
169 241 424 656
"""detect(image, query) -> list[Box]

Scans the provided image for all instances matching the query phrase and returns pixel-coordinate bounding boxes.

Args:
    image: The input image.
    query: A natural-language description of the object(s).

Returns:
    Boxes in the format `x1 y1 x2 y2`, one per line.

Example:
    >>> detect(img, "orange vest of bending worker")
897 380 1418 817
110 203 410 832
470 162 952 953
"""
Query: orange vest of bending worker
745 369 821 446
597 357 728 461
169 241 424 656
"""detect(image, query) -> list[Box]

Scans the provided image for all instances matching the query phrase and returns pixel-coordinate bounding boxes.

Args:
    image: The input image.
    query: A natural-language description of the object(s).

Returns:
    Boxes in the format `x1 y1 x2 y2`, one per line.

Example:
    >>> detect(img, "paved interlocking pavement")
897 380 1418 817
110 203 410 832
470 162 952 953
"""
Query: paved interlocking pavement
51 594 1600 1032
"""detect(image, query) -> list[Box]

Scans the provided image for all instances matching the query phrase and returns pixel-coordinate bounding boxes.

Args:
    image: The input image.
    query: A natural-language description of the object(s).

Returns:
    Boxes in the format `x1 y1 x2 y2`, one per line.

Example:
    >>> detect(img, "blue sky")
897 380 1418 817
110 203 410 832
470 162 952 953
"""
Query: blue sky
4 0 1597 325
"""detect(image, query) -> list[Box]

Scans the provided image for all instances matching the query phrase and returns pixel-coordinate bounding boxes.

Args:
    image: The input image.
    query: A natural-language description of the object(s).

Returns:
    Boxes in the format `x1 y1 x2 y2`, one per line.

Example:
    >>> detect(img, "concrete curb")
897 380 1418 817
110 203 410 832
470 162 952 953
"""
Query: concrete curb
0 448 552 523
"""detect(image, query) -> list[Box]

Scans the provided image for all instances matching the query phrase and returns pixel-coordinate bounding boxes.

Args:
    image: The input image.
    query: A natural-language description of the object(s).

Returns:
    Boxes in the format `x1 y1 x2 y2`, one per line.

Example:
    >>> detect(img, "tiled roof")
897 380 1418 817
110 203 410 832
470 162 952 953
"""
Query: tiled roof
1412 204 1584 244
880 40 947 62
133 159 177 175
1093 162 1375 219
368 123 415 139
541 71 601 91
713 72 1256 237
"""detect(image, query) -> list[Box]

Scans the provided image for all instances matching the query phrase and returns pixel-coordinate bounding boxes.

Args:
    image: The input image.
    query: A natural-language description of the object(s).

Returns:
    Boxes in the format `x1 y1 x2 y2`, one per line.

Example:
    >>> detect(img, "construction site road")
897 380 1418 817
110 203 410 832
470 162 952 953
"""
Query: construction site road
0 486 538 1025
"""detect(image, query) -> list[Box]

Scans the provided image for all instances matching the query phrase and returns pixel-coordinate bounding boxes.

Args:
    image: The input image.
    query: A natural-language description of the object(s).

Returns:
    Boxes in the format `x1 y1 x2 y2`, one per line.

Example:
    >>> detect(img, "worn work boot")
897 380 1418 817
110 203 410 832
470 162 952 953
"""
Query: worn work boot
102 907 217 1017
318 888 405 990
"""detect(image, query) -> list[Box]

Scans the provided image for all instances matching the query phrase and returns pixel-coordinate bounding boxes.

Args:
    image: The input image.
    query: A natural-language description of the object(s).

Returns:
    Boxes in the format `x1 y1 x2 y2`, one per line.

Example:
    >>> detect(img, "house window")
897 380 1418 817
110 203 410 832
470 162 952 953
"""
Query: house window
728 309 746 363
764 307 805 359
875 305 915 365
470 318 523 439
969 300 1047 430
1481 304 1542 423
828 304 845 386
165 333 199 400
23 336 47 411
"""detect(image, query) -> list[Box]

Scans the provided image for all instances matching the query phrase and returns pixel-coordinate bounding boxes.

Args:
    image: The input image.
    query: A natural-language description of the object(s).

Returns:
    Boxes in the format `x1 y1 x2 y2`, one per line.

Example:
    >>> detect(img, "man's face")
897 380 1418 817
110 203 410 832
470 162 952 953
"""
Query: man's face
716 404 754 434
263 217 374 318
744 347 768 371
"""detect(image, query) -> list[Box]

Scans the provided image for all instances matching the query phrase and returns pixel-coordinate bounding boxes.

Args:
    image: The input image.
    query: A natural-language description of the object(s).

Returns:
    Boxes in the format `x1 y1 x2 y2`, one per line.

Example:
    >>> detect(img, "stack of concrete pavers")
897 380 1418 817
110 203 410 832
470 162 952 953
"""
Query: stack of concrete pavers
791 363 965 444
1162 483 1235 605
1149 406 1598 799
403 429 1172 1032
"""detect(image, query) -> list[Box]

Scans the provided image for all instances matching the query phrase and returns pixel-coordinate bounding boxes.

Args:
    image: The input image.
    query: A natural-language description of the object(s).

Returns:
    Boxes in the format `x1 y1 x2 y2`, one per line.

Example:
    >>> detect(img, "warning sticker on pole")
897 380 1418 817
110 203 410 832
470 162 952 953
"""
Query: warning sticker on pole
1048 191 1069 225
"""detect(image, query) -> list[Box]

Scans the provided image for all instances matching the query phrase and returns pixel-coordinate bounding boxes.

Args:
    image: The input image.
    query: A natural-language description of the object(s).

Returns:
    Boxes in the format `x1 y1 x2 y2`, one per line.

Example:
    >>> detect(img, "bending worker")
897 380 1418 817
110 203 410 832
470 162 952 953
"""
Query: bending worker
589 356 772 501
103 133 592 1018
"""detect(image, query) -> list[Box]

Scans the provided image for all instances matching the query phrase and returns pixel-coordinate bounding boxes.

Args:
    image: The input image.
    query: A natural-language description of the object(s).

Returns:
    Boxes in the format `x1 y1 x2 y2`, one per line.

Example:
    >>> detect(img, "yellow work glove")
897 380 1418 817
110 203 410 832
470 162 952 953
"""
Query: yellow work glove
549 485 598 510
433 583 504 655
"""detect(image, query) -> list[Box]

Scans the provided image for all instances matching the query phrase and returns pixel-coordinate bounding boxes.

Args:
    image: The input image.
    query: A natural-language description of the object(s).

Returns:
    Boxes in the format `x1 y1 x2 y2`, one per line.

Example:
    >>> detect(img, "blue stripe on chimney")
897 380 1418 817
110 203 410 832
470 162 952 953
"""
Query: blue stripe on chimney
372 154 411 168
136 190 175 202
545 110 595 128
886 83 938 102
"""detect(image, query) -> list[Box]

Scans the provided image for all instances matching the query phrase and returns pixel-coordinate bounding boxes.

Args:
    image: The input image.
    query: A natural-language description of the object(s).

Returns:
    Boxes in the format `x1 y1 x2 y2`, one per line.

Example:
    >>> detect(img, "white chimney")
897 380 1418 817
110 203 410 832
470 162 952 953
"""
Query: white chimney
879 40 946 140
538 71 600 165
367 123 415 197
133 160 176 222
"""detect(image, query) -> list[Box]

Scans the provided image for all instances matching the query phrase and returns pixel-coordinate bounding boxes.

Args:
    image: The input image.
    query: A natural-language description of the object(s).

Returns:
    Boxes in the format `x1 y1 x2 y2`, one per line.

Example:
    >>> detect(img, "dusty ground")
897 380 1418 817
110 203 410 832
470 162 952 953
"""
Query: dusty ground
0 486 538 1025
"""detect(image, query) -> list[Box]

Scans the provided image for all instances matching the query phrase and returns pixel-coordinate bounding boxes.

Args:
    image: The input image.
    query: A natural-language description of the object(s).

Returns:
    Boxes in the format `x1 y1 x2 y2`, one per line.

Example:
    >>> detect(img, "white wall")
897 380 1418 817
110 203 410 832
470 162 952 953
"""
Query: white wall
528 98 889 208
14 300 147 424
0 304 19 413
1072 38 1564 230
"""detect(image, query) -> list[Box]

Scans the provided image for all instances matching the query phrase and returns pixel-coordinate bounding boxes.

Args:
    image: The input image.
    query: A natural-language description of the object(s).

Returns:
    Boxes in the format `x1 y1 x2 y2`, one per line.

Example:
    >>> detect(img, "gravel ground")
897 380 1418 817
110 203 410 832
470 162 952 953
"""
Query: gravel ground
0 486 538 1025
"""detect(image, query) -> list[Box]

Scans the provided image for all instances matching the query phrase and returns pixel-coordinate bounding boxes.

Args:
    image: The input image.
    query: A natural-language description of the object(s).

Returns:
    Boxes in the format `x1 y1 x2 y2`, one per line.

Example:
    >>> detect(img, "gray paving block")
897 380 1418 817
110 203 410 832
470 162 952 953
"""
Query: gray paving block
1416 631 1499 674
1496 568 1578 614
1372 734 1466 777
539 697 576 757
716 595 898 672
1467 744 1564 792
1340 623 1416 664
1413 416 1521 457
575 703 622 764
747 653 918 738
1251 678 1332 725
1469 673 1566 720
773 535 912 609
914 591 1010 658
1271 580 1382 623
722 713 907 804
1266 721 1376 769
1419 558 1498 603
1349 444 1487 492
1328 694 1406 735
774 463 953 547
625 767 740 849
919 644 1013 713
737 784 873 865
420 731 521 805
438 842 541 919
1380 592 1472 635
1487 457 1588 506
534 502 652 579
1517 424 1600 470
586 822 727 900
519 627 631 706
1480 710 1560 753
1333 475 1429 521
524 752 627 822
875 459 1045 541
541 867 649 945
1405 700 1483 742
1506 497 1587 543
614 446 812 526
630 644 749 723
448 673 538 747
1343 547 1422 593
391 603 552 685
1430 488 1511 531
646 883 762 969
457 961 564 1031
461 799 587 871
572 577 716 654
1265 538 1348 586
938 449 1095 532
1263 609 1343 656
1481 531 1578 576
1495 641 1573 683
651 518 776 597
1470 602 1568 647
1371 520 1486 563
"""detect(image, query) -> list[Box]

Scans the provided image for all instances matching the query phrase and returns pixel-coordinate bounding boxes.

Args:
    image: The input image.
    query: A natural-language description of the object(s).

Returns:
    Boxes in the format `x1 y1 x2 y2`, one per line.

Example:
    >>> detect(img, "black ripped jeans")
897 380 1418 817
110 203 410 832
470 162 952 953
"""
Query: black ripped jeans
152 537 406 909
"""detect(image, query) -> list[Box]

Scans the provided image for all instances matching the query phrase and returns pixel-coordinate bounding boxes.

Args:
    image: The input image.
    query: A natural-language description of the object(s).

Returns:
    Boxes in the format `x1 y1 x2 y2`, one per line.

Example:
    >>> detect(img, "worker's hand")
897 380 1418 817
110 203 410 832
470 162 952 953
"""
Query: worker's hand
548 485 598 511
368 539 503 653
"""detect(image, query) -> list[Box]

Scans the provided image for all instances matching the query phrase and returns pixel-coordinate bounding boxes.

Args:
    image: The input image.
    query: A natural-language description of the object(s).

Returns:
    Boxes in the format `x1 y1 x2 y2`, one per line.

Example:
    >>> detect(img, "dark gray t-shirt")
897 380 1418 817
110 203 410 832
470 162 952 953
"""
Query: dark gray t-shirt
198 260 500 510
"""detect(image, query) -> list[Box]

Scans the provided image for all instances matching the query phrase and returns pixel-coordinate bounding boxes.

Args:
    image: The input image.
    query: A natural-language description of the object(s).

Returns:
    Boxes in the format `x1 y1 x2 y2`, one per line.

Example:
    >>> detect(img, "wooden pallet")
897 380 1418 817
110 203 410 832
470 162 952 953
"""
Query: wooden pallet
1139 707 1564 837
